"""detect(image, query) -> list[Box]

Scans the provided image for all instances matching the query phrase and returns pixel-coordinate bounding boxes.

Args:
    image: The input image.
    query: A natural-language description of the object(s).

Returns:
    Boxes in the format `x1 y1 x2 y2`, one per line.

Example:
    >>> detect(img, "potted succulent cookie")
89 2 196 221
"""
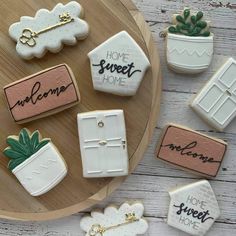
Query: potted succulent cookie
166 8 213 74
3 128 67 196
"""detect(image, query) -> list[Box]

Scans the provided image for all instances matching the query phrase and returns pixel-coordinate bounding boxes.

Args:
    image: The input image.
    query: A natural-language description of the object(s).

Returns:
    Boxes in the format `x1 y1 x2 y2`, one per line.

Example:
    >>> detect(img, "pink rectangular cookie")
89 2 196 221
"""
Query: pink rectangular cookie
4 64 80 124
156 124 227 177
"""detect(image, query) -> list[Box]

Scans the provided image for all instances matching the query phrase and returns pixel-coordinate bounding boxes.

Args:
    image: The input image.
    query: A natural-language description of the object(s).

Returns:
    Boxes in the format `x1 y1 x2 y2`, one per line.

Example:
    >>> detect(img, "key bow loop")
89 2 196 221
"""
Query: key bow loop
19 28 36 47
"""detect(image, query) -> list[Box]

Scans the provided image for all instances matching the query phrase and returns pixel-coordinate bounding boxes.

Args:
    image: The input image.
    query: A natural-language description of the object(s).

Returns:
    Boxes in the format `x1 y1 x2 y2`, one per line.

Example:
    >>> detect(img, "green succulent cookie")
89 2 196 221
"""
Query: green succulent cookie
168 8 211 37
3 128 50 170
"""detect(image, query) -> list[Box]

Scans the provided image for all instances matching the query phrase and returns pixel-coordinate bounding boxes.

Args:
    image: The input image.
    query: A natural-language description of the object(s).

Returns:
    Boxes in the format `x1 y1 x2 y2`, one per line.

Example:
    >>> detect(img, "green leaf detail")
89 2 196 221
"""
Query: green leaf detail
19 128 30 146
3 129 51 170
196 21 207 29
191 27 202 36
176 24 182 31
184 9 190 20
201 31 210 37
181 24 190 30
168 26 178 33
196 11 203 21
35 139 50 152
8 158 26 171
176 15 185 24
191 15 196 24
30 130 40 150
169 9 210 37
6 138 28 155
3 149 27 160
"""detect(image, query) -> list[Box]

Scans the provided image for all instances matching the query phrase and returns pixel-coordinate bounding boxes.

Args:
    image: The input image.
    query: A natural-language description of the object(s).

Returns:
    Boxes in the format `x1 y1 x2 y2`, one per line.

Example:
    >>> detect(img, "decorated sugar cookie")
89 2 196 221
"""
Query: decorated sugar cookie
4 64 80 124
166 8 213 74
168 180 220 236
3 128 67 196
80 202 148 236
88 31 150 96
191 58 236 131
9 1 89 59
77 110 129 178
156 124 227 177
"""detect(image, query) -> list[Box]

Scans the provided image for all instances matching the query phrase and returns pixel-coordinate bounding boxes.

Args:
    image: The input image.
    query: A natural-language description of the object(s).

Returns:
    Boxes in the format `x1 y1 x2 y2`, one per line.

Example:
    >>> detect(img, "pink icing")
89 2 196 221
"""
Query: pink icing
157 125 227 177
4 64 79 123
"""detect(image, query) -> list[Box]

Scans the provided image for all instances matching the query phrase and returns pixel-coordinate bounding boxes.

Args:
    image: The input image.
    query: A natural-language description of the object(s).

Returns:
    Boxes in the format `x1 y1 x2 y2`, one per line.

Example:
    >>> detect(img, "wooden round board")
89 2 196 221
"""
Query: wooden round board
0 0 161 221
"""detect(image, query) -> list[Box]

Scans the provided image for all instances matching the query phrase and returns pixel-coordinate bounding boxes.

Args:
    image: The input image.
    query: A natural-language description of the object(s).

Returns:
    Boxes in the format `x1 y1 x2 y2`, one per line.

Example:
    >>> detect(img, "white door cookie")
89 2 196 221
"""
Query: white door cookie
77 110 128 178
9 1 89 59
191 58 236 131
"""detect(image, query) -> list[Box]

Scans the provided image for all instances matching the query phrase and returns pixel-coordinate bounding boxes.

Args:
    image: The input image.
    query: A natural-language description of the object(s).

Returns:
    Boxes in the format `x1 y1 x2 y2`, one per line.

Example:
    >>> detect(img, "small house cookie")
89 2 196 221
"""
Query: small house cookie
168 180 220 236
88 31 150 96
3 128 67 196
4 64 80 124
156 124 227 177
80 202 148 236
166 8 213 74
77 110 129 178
191 58 236 131
9 1 89 59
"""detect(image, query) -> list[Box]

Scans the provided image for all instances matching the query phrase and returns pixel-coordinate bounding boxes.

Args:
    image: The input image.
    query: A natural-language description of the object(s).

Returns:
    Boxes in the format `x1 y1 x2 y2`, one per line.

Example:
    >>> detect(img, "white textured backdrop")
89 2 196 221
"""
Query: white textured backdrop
0 0 236 235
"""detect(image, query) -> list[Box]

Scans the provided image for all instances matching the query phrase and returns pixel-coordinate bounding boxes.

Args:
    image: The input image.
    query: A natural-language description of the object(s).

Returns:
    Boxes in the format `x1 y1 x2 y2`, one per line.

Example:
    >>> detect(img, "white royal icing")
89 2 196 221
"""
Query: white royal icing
80 202 148 236
166 8 213 74
168 180 220 236
13 142 67 196
77 110 129 178
88 31 150 96
191 58 236 131
166 33 214 74
9 1 89 59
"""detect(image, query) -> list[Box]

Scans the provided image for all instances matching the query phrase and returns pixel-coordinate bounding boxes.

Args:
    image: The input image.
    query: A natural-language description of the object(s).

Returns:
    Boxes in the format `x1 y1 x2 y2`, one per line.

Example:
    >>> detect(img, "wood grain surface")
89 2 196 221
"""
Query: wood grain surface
0 0 161 220
1 0 236 235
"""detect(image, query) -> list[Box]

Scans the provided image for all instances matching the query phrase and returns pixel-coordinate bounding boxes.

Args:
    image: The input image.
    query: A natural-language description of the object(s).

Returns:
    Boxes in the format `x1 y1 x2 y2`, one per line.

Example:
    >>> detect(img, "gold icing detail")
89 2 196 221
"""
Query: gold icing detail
19 13 74 47
88 213 139 236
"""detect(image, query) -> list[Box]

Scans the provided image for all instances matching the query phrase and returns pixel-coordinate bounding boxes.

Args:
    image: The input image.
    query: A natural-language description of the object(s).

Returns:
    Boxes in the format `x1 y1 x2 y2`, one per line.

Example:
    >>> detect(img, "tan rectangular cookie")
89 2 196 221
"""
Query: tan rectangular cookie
156 124 227 178
4 64 80 124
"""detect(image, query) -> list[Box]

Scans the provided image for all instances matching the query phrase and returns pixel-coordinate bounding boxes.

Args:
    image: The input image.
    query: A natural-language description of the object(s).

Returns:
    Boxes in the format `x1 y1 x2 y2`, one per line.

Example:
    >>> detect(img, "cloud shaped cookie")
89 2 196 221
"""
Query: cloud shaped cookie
80 202 148 236
9 1 89 59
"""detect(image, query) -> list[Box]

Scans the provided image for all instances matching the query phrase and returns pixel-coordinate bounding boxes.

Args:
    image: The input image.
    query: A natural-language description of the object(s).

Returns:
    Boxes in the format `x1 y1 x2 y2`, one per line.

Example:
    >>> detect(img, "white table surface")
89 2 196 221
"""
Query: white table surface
1 0 236 235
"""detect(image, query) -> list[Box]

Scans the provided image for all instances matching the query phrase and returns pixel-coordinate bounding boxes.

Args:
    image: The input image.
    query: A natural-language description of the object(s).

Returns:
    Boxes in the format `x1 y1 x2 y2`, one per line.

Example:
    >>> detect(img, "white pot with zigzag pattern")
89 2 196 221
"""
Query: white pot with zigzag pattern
12 143 67 196
166 33 214 74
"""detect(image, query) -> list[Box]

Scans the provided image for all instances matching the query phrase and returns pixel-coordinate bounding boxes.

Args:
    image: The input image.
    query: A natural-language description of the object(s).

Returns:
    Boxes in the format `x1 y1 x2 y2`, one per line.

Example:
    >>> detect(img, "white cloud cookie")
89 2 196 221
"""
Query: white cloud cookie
80 202 148 236
9 1 89 60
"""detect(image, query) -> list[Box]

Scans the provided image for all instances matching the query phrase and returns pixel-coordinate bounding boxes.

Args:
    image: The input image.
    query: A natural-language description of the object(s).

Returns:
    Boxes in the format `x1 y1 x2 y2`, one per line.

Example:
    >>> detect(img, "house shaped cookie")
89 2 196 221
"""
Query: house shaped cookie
88 31 150 96
168 180 220 236
191 58 236 131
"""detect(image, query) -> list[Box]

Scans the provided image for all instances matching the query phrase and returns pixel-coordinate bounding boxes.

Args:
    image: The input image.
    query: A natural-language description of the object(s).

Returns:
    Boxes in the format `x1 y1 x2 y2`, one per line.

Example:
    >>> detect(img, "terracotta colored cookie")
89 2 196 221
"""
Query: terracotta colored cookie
156 124 227 177
4 64 80 124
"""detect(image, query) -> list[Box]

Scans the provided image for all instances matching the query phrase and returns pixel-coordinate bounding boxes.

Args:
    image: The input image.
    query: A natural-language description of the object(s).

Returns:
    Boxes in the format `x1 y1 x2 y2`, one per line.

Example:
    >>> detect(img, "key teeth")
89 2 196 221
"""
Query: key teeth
125 213 138 221
59 12 72 22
